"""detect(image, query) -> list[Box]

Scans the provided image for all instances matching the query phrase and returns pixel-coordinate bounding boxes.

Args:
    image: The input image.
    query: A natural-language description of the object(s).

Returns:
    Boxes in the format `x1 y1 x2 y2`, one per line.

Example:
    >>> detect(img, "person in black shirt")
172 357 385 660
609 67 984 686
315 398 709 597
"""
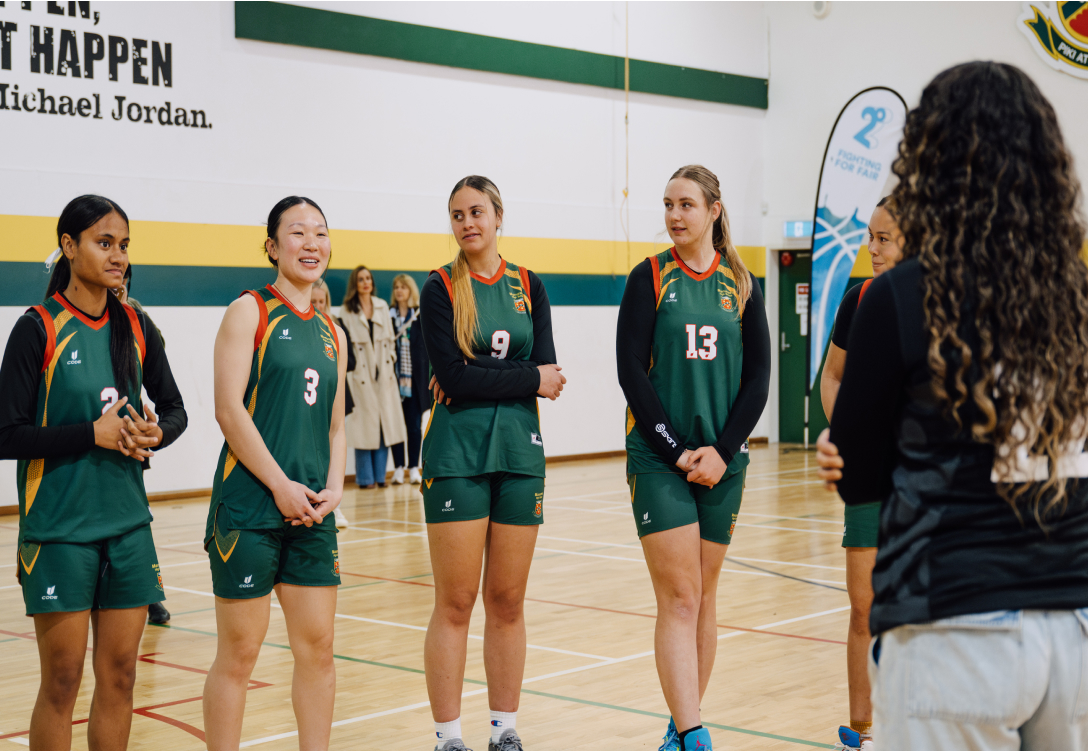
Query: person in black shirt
818 196 902 751
817 62 1088 750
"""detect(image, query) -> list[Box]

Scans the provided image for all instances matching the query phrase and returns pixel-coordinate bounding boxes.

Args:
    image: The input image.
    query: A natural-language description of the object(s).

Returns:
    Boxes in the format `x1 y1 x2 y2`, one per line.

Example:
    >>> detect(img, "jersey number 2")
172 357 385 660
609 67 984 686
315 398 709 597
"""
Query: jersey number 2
304 368 319 405
100 387 119 415
685 325 718 360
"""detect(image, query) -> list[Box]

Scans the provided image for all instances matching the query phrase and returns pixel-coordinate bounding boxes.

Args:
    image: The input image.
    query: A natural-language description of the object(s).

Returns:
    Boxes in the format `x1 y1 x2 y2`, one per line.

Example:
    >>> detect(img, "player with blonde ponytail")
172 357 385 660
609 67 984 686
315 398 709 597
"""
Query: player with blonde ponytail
419 175 565 751
617 165 771 751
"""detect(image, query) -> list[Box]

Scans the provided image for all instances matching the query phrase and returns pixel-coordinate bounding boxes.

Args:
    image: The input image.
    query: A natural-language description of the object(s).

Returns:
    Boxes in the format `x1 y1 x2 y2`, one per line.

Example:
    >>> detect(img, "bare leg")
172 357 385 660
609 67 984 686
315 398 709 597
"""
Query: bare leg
203 595 271 751
845 548 877 727
481 522 539 712
696 539 728 701
424 518 489 722
641 523 703 732
87 607 147 751
30 610 90 751
276 584 338 751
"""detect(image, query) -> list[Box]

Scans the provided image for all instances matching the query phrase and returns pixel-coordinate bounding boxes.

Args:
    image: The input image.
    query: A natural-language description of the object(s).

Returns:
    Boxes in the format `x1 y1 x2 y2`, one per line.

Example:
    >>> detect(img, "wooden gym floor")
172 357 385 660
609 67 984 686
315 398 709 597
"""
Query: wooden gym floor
0 445 851 750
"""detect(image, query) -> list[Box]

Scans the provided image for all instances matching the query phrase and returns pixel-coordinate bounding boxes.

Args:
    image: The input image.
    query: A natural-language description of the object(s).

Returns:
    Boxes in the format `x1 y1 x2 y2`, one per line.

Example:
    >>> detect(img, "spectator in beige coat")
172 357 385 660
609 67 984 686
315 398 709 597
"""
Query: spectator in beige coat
339 265 407 488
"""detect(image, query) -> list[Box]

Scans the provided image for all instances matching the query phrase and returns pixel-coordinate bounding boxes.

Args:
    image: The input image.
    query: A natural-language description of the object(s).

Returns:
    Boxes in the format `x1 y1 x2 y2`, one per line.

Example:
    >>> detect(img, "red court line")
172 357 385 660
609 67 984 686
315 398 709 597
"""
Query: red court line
137 652 272 688
338 571 847 646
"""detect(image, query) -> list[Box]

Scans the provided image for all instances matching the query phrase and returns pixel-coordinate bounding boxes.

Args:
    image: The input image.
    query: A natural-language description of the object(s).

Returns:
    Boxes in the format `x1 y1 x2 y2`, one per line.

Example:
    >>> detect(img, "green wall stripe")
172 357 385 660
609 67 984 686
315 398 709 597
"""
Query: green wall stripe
234 2 768 109
0 263 763 308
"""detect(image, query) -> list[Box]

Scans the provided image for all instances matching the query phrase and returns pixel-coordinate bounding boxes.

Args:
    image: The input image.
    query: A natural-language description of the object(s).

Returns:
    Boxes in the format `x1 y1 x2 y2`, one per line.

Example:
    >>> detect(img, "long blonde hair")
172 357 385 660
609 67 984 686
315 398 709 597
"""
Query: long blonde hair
448 175 503 359
390 273 420 309
669 165 751 316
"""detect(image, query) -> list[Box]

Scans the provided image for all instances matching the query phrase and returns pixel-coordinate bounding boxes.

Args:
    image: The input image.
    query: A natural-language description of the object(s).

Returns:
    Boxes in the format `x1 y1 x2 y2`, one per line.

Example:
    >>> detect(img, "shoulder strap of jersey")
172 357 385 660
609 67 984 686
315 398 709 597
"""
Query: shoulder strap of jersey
243 289 270 352
321 310 340 357
858 278 874 304
518 265 533 313
121 303 146 365
650 254 662 303
31 305 56 374
433 267 455 303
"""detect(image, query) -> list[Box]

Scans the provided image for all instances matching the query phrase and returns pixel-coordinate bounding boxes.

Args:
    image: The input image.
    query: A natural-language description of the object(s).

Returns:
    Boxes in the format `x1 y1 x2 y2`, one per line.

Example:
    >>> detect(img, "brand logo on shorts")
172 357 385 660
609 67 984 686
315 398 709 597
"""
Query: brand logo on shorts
530 432 543 446
534 491 543 517
43 585 58 600
729 513 738 538
442 500 454 512
240 575 254 588
67 350 81 365
655 424 677 448
153 563 163 592
279 329 291 340
332 549 339 576
642 512 651 525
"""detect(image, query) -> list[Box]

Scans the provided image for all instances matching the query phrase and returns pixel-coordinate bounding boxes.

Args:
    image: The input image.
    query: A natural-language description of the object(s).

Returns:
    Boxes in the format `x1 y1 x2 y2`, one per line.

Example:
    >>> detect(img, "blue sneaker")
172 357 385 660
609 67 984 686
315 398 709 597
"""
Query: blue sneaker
679 727 712 751
834 726 874 751
658 717 679 751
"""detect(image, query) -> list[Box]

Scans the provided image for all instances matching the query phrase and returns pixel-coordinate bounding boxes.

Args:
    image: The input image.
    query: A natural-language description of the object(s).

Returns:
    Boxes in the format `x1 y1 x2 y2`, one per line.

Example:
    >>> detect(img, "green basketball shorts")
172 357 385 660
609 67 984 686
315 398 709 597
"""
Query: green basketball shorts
421 473 545 525
627 469 746 545
842 501 880 548
19 523 164 616
208 512 340 599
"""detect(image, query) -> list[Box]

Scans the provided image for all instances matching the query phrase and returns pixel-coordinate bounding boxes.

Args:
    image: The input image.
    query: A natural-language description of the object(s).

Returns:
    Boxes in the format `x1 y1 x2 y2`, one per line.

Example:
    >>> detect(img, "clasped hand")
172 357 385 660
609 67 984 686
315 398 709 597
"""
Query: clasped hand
274 481 341 527
429 362 567 405
93 398 162 462
677 446 727 488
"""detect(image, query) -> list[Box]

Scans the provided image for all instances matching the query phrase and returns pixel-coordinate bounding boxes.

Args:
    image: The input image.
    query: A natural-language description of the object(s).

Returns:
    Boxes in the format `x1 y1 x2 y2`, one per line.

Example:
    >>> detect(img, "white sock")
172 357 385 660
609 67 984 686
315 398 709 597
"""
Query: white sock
490 711 517 743
435 718 462 747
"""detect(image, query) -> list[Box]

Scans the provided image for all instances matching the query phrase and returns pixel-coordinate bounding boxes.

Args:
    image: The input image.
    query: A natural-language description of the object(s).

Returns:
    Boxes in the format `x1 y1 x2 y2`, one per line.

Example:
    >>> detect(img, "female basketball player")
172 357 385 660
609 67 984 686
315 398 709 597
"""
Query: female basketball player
617 165 770 751
202 196 347 751
818 62 1088 750
420 175 565 751
819 196 903 751
0 194 188 750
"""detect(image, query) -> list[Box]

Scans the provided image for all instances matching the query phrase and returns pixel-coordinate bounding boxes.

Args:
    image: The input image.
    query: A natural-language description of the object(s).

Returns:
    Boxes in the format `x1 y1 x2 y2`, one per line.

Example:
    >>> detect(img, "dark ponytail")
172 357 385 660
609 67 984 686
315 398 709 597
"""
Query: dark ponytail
264 196 327 267
51 195 139 395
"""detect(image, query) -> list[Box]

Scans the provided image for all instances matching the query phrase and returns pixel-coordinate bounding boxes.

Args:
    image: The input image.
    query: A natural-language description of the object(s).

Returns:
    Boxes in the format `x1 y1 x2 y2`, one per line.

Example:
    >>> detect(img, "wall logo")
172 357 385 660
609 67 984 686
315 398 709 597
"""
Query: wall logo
43 585 57 600
655 423 677 448
67 349 80 364
1019 2 1088 78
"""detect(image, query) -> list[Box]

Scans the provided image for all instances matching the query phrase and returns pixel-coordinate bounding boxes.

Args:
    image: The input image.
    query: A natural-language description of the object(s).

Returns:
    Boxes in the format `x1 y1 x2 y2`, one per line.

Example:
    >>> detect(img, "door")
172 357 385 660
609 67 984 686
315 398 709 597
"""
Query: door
777 251 833 444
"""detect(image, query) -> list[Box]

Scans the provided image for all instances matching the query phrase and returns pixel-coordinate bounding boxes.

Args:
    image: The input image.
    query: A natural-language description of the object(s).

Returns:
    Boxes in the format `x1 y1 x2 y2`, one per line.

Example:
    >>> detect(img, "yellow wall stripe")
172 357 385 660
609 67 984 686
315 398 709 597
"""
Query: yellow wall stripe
1 214 765 277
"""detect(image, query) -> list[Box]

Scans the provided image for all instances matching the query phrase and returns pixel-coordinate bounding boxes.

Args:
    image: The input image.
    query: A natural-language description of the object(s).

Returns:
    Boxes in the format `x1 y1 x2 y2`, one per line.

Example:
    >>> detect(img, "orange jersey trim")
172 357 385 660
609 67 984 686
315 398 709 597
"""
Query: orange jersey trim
247 290 269 352
265 283 315 320
34 304 57 374
469 258 507 285
122 303 146 365
321 311 340 356
434 268 455 303
670 247 721 282
518 265 532 310
858 278 874 304
52 292 109 330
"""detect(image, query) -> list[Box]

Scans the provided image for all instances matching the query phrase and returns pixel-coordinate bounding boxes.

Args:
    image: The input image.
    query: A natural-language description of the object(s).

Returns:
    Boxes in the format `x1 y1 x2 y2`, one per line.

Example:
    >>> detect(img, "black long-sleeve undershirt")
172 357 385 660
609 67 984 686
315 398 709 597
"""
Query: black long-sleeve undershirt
617 260 771 466
419 268 556 401
0 298 187 460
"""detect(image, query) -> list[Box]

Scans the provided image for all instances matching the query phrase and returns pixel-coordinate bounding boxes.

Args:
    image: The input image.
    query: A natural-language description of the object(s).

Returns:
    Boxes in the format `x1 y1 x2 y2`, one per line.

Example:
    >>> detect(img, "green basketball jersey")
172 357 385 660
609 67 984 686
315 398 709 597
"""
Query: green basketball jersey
626 248 750 476
422 259 545 479
17 293 150 544
206 286 340 537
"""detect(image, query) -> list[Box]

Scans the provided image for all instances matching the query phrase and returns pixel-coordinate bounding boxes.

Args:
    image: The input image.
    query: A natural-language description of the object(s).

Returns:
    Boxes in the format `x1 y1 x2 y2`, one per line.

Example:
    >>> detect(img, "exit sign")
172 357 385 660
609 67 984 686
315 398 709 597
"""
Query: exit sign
783 220 813 239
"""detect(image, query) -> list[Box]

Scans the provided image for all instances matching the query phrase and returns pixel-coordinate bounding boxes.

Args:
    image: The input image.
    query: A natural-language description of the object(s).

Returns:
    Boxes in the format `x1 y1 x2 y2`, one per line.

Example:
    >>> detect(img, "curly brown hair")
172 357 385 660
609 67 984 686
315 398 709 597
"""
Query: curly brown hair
891 61 1088 523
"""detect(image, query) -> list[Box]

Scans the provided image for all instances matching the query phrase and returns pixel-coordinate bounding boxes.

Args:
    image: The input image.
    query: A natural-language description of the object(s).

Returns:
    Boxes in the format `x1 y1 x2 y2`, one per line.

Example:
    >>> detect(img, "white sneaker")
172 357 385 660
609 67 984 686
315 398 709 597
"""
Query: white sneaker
392 467 405 485
333 506 349 530
409 467 422 484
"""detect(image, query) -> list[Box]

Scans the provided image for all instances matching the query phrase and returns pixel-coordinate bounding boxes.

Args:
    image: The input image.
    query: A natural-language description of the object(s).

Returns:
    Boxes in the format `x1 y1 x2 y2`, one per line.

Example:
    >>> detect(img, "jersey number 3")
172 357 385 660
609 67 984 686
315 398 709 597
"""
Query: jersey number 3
304 368 319 405
685 325 718 360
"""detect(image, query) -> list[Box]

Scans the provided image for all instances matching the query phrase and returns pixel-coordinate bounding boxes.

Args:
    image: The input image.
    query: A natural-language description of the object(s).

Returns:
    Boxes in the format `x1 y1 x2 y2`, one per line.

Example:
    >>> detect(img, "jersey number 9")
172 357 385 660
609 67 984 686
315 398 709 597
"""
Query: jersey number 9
304 368 319 405
685 324 718 361
491 330 510 359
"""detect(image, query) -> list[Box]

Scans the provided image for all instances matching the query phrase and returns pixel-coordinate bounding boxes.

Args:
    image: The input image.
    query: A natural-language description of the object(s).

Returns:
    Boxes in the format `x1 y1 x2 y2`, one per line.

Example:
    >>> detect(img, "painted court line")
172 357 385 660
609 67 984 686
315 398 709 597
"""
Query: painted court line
163 586 610 661
235 604 847 749
741 512 843 525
